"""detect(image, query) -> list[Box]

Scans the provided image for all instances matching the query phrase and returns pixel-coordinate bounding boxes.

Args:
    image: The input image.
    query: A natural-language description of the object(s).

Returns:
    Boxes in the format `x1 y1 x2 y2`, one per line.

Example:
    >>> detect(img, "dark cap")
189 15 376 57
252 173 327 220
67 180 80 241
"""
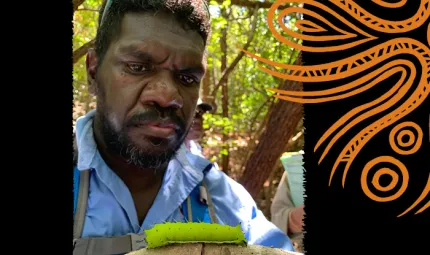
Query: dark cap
197 98 213 112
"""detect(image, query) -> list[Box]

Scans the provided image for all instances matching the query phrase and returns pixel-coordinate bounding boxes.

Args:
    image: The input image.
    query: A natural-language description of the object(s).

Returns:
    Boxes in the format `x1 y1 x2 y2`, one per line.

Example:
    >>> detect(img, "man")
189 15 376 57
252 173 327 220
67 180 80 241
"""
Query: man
184 98 212 157
73 0 294 254
270 159 304 252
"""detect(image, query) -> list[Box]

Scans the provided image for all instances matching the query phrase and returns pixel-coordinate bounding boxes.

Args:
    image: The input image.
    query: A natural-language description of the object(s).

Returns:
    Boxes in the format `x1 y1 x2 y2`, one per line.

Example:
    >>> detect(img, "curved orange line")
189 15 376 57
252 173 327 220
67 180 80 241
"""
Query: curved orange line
269 65 405 104
277 7 356 41
239 38 426 83
338 70 429 187
416 200 429 214
317 63 410 163
266 0 376 53
371 0 407 8
330 0 430 33
326 62 414 185
398 174 430 217
266 60 408 100
294 19 327 33
427 23 430 47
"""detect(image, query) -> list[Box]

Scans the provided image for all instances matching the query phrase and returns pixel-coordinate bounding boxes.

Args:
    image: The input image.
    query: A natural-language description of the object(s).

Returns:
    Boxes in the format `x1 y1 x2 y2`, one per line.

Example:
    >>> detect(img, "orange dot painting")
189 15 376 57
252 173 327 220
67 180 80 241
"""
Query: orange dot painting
396 130 414 147
361 156 409 203
372 168 398 192
239 0 430 217
389 121 423 155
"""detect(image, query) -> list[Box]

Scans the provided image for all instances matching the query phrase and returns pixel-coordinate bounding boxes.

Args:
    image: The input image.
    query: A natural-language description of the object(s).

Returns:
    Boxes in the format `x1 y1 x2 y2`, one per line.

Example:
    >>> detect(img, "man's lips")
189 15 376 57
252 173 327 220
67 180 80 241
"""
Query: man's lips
131 121 178 138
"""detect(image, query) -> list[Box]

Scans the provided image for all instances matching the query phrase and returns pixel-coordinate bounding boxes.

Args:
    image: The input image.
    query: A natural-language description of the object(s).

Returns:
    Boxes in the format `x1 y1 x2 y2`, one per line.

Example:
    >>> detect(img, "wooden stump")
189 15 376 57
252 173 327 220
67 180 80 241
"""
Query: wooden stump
126 244 303 255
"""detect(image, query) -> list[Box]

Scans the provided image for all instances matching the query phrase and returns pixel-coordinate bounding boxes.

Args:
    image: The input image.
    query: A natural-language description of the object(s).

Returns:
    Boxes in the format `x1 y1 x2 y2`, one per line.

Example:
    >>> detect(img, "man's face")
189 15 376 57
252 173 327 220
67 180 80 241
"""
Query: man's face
87 12 206 168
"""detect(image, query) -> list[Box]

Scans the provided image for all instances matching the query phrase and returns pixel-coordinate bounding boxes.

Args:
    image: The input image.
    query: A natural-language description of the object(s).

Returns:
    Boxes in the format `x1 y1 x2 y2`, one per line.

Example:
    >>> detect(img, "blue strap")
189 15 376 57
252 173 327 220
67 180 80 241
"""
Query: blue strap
181 182 212 223
181 163 213 223
73 166 80 216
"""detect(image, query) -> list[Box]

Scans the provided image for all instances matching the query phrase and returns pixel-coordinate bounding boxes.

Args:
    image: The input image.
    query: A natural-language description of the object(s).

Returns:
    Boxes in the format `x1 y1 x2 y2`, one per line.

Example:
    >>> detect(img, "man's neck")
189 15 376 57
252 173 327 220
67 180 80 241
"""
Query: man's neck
93 116 166 193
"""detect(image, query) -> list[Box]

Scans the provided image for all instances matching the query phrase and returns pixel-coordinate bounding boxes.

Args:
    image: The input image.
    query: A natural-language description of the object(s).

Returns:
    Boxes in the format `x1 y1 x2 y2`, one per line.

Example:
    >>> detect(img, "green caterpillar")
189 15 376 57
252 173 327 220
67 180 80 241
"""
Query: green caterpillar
144 222 248 249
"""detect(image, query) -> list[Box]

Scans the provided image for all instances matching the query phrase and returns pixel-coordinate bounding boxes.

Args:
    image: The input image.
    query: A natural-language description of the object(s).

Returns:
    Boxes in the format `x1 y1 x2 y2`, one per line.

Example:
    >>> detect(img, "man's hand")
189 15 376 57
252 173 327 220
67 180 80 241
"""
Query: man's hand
288 205 304 234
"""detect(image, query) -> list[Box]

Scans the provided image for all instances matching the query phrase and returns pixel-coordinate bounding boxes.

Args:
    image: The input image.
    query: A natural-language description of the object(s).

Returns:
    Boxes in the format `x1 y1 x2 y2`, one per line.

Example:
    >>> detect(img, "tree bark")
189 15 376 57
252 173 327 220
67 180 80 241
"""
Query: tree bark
220 8 230 175
238 48 297 174
239 53 303 198
239 47 298 173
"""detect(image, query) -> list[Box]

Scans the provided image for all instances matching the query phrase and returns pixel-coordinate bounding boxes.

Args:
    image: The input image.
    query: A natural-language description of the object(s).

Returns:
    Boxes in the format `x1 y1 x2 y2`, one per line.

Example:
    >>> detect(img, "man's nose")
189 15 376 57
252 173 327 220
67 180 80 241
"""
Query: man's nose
140 73 183 109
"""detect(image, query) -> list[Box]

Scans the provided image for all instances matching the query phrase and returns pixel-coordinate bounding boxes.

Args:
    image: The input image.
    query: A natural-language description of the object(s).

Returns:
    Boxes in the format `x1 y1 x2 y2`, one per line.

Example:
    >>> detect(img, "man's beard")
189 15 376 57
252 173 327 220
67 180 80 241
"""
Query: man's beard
97 105 189 170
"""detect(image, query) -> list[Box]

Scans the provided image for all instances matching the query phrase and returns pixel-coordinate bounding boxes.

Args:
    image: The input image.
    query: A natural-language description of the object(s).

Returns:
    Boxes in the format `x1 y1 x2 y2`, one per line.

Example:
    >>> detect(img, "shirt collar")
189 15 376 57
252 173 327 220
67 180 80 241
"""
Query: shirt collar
74 110 209 230
75 109 97 171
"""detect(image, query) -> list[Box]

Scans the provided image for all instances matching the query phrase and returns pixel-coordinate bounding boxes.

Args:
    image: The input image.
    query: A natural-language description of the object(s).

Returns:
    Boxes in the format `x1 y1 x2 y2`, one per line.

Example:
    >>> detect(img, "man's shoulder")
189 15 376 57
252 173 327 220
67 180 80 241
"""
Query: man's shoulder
182 147 212 171
181 148 252 205
203 166 255 210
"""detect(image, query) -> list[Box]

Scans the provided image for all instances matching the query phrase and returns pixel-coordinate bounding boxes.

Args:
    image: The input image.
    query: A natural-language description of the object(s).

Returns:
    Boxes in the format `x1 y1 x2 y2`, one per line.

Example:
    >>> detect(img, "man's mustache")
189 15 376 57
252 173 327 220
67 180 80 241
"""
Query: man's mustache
126 108 186 134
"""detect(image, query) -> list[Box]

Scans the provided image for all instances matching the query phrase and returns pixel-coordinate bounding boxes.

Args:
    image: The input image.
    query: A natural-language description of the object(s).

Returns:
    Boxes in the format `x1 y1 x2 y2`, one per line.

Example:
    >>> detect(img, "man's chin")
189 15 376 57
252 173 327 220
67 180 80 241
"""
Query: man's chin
121 142 177 169
130 136 178 153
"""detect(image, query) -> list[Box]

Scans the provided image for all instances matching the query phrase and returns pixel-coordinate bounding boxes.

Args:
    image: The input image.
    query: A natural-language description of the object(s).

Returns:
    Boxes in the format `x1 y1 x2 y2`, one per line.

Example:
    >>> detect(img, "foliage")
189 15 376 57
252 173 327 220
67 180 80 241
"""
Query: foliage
202 3 300 174
73 0 101 126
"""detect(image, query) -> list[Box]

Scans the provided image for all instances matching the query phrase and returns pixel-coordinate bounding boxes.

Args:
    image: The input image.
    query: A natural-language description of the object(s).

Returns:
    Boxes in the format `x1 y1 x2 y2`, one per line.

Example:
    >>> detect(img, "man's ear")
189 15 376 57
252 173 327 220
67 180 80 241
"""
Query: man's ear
86 48 98 95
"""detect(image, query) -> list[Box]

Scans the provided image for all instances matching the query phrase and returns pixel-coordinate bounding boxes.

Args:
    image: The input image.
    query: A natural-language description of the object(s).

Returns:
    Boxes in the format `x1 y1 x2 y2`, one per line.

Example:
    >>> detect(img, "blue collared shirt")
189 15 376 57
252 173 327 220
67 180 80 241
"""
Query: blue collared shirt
75 110 294 251
188 140 204 157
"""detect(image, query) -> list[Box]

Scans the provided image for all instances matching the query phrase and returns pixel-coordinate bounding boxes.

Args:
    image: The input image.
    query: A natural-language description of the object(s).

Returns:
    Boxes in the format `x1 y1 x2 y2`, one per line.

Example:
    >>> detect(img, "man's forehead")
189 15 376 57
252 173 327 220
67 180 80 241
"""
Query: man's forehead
119 12 205 52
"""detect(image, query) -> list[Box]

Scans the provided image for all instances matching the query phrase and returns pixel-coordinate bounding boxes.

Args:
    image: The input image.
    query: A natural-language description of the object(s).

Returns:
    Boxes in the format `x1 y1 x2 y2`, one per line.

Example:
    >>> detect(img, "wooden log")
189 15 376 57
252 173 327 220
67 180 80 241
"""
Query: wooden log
126 244 303 255
127 243 203 255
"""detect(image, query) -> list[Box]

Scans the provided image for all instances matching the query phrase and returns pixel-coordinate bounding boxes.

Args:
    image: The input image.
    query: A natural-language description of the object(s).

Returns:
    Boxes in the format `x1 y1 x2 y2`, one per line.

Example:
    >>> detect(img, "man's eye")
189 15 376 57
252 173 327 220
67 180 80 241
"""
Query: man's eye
178 74 198 85
126 63 152 73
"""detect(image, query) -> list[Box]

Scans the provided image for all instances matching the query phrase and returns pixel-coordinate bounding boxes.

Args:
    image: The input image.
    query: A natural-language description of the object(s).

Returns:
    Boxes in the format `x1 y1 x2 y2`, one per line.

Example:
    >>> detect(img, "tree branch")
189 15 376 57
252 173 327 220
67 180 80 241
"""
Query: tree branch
251 86 268 96
77 8 98 12
215 0 288 10
73 39 95 64
249 96 272 132
210 5 259 98
73 0 86 12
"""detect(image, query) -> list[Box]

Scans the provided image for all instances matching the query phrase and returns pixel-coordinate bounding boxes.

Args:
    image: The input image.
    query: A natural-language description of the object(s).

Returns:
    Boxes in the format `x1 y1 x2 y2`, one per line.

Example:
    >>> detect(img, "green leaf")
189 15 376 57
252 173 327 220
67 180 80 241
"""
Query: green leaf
220 149 229 156
222 0 231 8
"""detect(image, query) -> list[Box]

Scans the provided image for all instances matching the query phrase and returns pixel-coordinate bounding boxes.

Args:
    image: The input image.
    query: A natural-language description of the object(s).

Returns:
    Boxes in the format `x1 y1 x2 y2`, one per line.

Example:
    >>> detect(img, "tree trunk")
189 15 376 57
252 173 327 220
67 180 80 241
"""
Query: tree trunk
220 8 230 175
239 48 298 174
263 168 276 217
239 54 303 198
